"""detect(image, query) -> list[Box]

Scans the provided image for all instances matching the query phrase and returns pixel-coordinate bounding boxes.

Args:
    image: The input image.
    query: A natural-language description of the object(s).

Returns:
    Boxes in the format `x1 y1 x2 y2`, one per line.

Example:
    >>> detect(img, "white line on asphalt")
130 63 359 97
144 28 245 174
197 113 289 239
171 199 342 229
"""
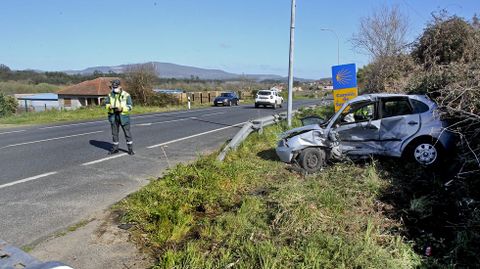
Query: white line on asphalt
82 153 129 166
0 172 58 190
135 118 192 127
39 121 104 130
132 107 220 119
0 130 103 149
201 111 226 117
147 122 245 149
0 129 26 135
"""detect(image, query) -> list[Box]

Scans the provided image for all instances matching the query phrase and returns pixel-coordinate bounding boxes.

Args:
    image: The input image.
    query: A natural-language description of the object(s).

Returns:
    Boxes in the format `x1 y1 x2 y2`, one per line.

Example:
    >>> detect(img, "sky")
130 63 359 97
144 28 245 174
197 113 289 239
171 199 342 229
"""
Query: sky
0 0 478 79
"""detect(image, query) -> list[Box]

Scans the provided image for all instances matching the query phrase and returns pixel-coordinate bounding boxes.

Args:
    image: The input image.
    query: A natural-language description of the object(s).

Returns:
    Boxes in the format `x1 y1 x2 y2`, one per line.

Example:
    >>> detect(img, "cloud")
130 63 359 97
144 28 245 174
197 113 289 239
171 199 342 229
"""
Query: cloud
219 43 232 49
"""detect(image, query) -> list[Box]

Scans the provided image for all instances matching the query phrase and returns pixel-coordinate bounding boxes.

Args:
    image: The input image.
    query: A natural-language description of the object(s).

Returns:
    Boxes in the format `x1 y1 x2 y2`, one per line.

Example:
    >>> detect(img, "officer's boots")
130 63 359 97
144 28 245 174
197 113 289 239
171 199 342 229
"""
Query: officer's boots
109 144 119 155
128 144 135 155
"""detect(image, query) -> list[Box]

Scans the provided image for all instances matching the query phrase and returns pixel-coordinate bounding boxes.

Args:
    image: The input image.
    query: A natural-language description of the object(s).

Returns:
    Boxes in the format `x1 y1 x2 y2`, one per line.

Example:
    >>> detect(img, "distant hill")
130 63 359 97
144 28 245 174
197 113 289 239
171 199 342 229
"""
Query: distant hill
63 62 309 82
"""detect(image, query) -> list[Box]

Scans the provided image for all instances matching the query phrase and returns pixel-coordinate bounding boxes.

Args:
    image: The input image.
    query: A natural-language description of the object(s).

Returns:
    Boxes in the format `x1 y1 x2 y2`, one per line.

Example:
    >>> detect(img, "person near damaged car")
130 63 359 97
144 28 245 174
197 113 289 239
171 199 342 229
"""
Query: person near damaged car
105 79 134 155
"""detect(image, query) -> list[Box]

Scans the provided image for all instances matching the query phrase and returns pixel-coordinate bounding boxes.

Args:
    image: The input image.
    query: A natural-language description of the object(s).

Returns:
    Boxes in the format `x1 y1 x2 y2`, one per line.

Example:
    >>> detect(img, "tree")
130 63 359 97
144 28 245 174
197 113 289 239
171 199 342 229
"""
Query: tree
351 5 408 59
125 64 158 105
0 93 17 117
351 5 410 93
412 14 475 68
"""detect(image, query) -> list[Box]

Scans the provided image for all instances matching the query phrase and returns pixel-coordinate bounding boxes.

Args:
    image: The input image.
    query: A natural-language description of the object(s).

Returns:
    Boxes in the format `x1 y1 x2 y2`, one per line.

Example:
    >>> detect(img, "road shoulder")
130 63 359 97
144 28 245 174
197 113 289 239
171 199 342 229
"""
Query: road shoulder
30 211 152 269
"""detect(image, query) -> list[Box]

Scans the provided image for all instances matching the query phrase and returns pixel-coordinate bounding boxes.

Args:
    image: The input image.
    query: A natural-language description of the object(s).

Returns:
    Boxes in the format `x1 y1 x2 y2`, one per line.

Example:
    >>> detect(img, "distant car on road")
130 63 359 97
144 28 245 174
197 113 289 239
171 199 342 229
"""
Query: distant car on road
255 90 283 109
214 92 239 106
276 93 456 172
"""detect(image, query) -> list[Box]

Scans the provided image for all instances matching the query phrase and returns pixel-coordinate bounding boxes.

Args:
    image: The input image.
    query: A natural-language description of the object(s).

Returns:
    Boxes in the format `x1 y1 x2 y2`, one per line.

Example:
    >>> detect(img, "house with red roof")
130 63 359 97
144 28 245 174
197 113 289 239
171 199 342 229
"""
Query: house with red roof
57 77 122 109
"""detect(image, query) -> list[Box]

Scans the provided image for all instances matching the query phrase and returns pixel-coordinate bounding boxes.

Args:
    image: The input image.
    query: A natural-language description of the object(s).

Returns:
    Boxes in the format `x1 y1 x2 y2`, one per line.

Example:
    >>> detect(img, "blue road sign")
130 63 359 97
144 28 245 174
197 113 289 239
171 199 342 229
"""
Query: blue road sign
332 63 357 89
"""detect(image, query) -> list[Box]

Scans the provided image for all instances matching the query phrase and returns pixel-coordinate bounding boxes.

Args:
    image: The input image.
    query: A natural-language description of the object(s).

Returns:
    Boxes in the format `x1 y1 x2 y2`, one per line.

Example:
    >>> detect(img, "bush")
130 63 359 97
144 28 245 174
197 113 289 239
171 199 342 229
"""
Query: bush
149 93 180 106
0 93 17 117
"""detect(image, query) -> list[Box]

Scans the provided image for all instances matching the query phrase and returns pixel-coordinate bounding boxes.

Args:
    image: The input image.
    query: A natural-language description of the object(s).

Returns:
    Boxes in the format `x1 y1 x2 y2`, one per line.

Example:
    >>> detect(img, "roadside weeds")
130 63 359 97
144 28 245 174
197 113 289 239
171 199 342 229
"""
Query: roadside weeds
116 120 421 268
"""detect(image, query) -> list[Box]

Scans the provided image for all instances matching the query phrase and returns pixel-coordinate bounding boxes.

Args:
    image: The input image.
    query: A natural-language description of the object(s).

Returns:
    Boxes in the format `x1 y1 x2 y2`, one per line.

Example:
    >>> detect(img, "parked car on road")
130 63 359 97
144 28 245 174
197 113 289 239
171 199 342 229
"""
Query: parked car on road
214 92 239 106
276 93 455 172
255 90 283 109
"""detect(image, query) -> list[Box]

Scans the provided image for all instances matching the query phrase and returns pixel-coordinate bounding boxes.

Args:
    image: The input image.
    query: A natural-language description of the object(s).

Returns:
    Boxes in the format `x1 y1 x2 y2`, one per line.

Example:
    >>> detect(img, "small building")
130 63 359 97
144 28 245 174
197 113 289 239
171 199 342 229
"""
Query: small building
15 93 59 112
57 77 121 109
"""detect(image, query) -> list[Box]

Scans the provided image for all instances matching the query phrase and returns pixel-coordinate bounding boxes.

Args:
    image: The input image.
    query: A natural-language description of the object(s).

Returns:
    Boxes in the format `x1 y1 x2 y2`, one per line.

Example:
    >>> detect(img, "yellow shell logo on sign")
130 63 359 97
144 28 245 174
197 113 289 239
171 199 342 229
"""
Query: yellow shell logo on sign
333 88 358 112
335 69 353 87
332 63 358 112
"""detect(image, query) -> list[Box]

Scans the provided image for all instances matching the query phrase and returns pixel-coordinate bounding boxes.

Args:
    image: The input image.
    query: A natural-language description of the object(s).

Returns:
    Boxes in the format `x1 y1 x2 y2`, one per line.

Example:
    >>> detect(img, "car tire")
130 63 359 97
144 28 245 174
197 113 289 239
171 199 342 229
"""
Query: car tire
236 100 239 106
228 100 232 106
273 102 277 109
299 148 326 173
405 138 444 167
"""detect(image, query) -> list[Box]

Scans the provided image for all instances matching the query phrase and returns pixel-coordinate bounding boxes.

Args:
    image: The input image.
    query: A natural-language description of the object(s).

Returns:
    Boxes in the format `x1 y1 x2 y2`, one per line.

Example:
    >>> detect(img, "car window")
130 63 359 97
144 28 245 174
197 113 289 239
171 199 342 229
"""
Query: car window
338 102 375 124
258 91 271 95
410 99 430 113
381 98 413 118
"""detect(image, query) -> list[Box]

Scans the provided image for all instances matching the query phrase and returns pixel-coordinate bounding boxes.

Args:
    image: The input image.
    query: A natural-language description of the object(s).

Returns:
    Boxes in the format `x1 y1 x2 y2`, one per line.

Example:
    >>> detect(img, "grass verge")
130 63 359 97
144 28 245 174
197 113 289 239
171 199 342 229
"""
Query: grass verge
0 103 211 126
116 110 420 268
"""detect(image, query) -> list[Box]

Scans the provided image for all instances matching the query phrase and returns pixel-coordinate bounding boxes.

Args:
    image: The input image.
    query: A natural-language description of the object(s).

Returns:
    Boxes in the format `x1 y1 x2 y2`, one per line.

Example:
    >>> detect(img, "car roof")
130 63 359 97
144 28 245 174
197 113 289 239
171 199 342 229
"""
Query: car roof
348 93 433 105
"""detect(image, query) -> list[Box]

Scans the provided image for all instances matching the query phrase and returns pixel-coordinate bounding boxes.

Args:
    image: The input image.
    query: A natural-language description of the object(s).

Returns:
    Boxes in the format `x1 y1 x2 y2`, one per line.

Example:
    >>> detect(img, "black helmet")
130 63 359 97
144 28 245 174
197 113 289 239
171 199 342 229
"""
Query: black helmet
111 79 121 87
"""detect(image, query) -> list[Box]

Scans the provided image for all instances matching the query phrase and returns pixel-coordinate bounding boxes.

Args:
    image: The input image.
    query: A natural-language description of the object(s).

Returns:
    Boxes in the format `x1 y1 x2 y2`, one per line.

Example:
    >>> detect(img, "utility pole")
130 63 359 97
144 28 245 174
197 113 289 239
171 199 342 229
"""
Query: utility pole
287 0 296 127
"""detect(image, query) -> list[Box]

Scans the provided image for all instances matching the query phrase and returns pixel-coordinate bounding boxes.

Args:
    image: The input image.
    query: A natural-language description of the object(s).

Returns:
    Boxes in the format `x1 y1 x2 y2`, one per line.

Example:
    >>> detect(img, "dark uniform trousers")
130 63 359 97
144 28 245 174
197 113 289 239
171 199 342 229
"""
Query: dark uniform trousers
111 113 133 145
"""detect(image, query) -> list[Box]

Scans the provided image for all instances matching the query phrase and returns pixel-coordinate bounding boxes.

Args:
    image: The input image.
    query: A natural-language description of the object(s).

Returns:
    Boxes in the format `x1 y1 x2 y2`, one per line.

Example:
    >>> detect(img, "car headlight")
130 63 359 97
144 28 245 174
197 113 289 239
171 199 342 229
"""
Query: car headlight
224 99 228 102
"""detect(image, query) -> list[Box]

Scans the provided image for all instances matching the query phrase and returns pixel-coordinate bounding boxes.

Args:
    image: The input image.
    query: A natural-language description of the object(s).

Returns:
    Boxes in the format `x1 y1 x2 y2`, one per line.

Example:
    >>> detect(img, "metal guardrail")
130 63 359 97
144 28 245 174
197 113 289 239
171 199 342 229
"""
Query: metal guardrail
0 239 72 269
217 111 292 162
217 101 329 162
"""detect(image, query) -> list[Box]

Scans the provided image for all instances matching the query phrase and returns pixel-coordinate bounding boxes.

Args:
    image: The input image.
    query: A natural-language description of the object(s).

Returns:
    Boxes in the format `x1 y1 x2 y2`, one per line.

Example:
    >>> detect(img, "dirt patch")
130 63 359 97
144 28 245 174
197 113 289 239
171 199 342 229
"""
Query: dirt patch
30 211 152 269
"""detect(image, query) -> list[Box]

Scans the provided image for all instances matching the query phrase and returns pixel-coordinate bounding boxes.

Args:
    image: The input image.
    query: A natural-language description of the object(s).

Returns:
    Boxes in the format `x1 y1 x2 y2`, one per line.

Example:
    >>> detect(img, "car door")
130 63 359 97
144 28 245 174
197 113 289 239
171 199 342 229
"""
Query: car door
334 101 383 156
379 97 421 156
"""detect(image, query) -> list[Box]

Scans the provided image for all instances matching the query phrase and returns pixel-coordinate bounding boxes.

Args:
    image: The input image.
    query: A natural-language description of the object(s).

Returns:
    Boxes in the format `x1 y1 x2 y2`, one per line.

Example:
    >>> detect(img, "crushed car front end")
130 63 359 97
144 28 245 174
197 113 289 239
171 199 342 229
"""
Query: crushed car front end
276 124 330 163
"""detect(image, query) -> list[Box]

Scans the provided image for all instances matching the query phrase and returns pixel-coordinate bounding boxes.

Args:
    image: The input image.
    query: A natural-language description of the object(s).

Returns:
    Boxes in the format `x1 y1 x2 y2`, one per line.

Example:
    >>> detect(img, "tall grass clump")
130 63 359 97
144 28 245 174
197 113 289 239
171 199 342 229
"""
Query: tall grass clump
118 121 420 268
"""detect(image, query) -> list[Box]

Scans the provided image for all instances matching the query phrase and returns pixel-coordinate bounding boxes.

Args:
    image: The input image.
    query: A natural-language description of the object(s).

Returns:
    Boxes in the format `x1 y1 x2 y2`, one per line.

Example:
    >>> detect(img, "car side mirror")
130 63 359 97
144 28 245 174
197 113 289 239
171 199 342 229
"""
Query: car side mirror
301 116 324 126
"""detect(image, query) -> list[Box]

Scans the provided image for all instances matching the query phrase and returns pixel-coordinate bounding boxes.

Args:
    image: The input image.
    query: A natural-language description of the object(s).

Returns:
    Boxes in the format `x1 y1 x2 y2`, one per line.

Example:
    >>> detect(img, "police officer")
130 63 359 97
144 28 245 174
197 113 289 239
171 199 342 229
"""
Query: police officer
105 79 134 155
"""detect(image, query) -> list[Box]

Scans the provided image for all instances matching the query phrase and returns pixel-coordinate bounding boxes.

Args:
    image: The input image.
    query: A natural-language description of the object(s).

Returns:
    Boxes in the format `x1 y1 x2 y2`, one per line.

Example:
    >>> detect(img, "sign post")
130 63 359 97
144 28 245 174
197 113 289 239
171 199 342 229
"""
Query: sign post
331 63 358 112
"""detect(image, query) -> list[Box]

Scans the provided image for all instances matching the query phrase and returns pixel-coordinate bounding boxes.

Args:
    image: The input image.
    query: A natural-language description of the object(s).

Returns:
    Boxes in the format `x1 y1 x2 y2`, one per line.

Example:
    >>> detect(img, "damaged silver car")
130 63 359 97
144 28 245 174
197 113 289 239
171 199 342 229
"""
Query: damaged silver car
276 94 455 172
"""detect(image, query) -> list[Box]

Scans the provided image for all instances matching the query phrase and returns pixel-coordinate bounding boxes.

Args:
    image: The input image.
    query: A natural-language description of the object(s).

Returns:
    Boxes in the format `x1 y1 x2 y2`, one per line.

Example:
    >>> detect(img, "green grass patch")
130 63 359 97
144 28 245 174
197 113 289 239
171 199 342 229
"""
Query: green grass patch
117 116 420 268
0 81 60 95
0 103 211 126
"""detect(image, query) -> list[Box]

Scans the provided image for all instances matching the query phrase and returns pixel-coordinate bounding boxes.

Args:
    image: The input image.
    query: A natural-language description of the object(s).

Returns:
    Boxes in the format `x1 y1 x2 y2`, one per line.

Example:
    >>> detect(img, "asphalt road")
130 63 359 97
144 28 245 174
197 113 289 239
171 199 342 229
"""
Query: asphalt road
0 100 319 247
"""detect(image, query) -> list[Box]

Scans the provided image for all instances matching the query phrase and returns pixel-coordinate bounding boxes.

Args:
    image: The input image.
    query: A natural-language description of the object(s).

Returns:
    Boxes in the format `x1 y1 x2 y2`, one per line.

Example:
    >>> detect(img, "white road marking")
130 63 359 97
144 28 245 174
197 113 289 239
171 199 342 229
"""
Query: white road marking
0 172 58 190
201 111 226 117
39 121 104 130
82 153 128 166
147 122 245 149
135 118 192 127
133 107 220 119
0 129 26 135
0 131 103 149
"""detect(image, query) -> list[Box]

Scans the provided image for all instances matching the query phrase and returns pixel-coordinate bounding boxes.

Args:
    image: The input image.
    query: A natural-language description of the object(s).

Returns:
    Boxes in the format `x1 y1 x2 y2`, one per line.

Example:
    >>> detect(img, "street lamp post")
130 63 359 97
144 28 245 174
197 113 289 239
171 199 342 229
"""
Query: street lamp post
320 28 339 65
286 0 296 127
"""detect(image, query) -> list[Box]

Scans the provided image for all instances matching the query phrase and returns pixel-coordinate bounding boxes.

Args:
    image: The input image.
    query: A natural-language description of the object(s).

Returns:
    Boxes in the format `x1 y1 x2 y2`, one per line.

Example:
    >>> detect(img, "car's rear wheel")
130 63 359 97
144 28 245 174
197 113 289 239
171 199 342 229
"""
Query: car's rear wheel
299 148 326 173
273 102 277 109
405 138 443 166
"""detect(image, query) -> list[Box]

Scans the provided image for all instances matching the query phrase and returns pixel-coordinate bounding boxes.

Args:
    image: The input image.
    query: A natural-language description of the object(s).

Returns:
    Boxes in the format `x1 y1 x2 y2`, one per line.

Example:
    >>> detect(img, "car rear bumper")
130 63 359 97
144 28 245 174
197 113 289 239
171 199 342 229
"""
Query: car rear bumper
438 129 456 152
255 100 275 105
